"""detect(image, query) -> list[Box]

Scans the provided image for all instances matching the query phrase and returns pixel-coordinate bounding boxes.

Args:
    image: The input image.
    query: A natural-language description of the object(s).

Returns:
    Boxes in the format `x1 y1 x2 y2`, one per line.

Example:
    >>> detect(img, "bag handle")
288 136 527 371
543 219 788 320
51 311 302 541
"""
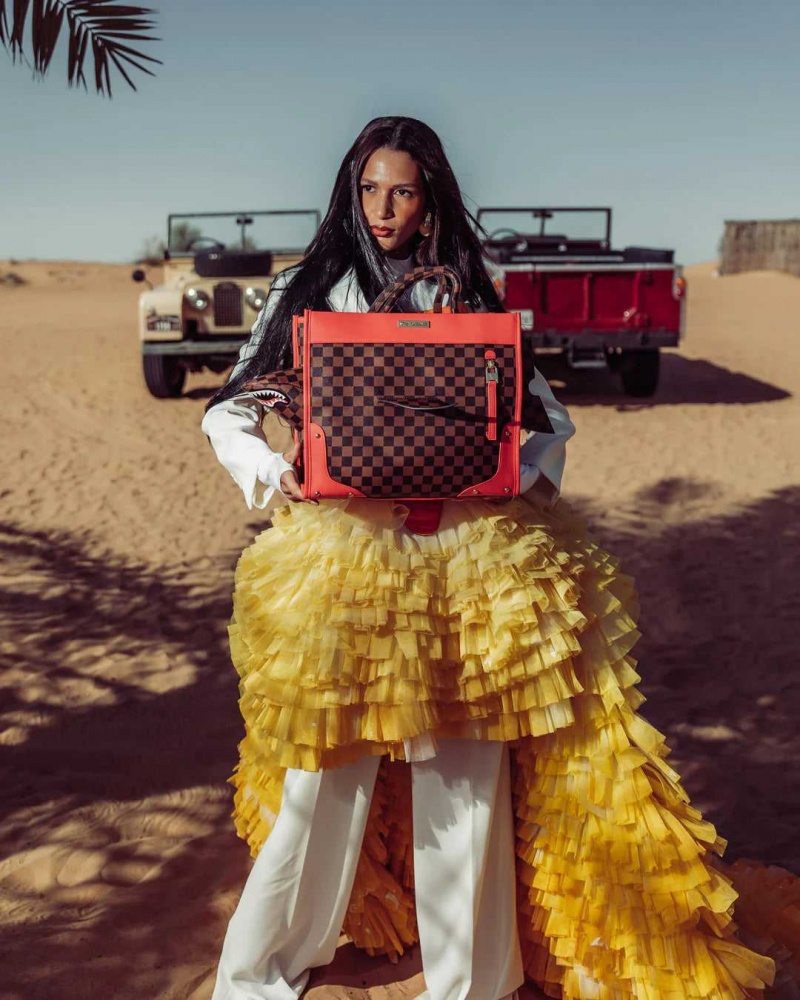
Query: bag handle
370 265 465 314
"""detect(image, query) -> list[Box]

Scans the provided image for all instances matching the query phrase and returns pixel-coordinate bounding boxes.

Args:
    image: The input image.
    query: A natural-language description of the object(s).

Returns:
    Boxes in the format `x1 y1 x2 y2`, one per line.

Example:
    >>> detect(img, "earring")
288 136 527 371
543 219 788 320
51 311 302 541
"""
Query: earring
419 212 433 237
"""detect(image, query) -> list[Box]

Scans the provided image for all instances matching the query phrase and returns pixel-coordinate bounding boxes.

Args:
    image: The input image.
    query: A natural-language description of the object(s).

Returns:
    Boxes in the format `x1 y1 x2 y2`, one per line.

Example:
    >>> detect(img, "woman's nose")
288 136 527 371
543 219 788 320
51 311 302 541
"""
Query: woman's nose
376 195 393 219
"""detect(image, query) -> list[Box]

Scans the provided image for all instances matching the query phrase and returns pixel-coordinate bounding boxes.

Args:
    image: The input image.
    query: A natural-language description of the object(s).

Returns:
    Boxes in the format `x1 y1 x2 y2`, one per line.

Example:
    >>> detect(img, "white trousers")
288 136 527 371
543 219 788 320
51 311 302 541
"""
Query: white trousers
212 739 524 1000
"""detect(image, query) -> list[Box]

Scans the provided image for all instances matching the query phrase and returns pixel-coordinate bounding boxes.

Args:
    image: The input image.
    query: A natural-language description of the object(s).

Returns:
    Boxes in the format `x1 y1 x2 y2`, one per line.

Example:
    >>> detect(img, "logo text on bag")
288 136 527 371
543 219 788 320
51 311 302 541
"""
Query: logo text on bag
397 320 431 328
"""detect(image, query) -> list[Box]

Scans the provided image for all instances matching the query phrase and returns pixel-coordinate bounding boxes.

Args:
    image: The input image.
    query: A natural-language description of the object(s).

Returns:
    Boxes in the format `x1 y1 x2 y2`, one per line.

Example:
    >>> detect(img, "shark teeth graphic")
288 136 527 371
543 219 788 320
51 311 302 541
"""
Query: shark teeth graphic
238 388 291 407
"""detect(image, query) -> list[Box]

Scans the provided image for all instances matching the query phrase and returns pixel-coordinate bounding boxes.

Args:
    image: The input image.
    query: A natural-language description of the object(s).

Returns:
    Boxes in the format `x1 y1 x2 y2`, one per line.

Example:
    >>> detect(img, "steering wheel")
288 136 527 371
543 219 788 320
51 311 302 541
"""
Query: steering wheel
486 228 523 242
187 236 227 251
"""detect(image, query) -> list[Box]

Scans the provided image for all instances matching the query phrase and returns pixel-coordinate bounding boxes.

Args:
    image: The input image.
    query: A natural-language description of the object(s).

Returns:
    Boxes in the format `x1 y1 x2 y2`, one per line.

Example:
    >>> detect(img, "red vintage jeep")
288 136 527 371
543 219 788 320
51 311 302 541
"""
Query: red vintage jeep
479 207 685 396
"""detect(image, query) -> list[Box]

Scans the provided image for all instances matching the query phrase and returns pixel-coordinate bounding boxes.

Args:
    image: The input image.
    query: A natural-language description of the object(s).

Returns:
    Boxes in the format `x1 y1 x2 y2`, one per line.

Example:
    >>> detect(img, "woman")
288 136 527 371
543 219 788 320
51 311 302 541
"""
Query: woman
202 117 775 1000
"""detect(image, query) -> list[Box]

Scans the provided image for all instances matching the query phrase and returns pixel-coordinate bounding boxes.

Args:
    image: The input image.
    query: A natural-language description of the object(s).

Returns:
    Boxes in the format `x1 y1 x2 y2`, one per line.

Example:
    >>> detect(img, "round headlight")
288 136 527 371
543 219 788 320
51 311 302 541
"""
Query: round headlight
245 286 268 311
185 287 210 311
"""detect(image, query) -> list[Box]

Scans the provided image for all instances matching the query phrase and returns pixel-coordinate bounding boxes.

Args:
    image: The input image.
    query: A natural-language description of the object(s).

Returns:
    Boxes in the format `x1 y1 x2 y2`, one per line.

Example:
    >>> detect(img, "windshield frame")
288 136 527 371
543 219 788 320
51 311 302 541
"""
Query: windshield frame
476 207 612 245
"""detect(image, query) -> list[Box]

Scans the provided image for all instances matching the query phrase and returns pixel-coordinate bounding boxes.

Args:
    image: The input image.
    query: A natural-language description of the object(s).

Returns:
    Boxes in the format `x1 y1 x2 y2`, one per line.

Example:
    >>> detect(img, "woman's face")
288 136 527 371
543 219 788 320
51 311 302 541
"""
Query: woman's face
359 147 427 259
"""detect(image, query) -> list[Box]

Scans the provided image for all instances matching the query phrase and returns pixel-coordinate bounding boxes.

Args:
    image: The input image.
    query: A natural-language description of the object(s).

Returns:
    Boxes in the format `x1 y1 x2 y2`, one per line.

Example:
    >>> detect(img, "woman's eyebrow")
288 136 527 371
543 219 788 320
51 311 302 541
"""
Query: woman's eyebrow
360 178 420 189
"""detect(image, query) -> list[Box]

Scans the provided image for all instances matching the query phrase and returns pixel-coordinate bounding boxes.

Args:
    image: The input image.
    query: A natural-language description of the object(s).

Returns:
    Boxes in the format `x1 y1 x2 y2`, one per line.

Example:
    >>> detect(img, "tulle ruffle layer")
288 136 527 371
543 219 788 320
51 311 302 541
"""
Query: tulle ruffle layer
228 497 782 1000
229 498 638 772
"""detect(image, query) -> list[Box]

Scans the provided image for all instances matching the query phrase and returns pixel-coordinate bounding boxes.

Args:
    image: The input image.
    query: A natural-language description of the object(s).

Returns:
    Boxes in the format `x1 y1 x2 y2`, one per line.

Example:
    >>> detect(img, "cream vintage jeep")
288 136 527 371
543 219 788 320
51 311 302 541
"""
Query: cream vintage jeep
132 210 320 398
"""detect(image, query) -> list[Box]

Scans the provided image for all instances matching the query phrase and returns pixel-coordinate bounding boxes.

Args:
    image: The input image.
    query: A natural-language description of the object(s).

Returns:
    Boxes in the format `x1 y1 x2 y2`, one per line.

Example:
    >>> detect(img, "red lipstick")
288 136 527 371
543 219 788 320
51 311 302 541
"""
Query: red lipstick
371 226 393 237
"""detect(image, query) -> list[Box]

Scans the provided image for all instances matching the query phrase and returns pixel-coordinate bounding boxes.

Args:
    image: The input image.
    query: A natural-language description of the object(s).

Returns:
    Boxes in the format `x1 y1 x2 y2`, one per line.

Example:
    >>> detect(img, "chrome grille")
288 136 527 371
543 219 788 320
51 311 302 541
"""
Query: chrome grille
213 283 243 327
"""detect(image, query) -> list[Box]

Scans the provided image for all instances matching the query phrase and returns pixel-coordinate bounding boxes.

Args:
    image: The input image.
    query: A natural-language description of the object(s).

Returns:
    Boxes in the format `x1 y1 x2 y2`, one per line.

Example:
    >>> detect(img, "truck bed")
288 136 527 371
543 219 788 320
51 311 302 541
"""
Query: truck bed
503 263 683 349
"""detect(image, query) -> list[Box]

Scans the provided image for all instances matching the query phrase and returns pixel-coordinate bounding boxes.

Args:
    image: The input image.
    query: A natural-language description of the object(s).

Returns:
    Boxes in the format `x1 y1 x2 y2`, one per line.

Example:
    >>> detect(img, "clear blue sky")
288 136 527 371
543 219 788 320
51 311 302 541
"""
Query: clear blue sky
2 0 799 264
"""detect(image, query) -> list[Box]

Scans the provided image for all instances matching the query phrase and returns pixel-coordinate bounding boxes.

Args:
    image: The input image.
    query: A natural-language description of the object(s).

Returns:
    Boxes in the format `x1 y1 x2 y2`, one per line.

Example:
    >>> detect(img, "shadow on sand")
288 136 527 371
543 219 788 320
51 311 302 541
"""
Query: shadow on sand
1 484 799 996
0 522 248 999
571 480 800 869
535 352 791 408
185 385 220 401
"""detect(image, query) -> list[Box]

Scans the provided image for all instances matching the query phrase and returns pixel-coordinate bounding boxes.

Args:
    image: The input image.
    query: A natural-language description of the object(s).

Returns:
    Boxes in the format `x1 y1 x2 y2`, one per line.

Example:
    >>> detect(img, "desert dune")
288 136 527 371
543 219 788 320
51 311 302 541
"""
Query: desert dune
0 260 798 999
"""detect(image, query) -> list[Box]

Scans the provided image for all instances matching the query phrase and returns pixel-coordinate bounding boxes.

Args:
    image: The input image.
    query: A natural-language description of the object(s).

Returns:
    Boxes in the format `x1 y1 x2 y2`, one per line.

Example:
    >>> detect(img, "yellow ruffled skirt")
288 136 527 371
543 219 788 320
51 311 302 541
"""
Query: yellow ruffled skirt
227 496 786 1000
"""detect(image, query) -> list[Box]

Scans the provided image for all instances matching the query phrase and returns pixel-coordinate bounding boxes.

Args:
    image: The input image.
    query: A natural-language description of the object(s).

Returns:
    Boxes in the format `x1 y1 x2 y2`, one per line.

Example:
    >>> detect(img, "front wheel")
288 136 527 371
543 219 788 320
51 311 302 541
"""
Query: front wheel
142 354 186 398
619 349 660 397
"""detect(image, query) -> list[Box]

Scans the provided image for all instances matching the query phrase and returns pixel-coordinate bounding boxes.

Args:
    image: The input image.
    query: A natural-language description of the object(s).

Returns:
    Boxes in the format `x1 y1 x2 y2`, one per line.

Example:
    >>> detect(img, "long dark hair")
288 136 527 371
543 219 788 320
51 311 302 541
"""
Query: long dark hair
207 115 503 410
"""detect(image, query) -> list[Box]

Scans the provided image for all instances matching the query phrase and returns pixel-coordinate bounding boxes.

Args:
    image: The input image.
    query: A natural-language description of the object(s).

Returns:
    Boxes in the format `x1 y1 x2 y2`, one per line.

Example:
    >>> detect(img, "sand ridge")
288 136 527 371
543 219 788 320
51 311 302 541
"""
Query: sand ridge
0 260 798 999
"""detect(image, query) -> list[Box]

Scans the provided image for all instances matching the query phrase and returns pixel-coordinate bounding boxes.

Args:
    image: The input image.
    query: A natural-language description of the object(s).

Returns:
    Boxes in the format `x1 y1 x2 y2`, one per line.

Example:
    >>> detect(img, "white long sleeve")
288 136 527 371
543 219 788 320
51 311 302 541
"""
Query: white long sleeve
201 400 296 509
201 270 297 509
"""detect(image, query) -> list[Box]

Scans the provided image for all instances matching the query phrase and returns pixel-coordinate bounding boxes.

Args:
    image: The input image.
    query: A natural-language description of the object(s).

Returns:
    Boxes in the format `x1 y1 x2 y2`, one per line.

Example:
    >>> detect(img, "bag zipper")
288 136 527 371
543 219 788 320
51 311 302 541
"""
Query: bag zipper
484 349 498 441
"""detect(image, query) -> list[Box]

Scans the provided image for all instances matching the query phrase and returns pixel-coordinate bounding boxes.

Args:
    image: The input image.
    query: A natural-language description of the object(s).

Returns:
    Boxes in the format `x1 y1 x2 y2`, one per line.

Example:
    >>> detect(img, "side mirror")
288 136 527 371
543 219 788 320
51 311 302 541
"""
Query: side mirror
132 268 146 282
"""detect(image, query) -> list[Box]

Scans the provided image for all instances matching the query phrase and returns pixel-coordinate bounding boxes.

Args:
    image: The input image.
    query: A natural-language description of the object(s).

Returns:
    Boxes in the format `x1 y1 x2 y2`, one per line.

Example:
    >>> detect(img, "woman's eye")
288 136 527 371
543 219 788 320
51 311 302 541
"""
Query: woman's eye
395 189 412 198
360 184 374 193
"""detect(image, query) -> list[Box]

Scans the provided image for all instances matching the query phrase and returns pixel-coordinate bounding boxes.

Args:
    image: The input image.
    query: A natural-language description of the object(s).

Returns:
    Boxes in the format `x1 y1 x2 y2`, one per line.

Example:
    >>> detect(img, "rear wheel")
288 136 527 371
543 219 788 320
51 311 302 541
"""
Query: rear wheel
143 354 186 398
619 349 660 397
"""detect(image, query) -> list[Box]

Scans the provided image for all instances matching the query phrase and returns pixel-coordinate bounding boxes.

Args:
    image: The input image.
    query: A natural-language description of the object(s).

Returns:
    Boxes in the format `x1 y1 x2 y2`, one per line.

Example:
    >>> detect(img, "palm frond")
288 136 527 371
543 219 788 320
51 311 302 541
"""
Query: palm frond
31 0 65 75
0 0 161 95
0 0 32 53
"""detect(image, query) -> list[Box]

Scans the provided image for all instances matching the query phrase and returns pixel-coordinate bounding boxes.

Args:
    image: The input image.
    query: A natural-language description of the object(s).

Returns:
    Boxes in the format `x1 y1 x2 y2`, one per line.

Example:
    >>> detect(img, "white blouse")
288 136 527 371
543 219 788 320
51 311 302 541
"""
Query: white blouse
201 266 576 509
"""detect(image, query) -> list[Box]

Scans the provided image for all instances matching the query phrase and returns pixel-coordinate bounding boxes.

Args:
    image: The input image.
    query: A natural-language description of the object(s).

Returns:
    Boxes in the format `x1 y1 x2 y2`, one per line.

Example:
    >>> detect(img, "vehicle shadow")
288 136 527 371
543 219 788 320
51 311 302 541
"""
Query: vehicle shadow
184 385 219 400
189 352 791 409
534 352 791 407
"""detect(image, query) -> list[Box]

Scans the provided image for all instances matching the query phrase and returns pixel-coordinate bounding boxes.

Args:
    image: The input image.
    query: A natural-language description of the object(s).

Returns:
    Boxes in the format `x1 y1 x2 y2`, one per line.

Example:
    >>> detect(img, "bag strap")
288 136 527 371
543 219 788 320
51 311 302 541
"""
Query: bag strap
370 265 465 314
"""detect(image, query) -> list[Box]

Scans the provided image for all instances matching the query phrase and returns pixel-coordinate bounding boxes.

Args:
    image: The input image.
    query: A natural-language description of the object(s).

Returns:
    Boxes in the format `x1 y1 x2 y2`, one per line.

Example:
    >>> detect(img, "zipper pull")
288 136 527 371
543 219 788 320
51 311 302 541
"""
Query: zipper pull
485 348 499 381
484 349 498 441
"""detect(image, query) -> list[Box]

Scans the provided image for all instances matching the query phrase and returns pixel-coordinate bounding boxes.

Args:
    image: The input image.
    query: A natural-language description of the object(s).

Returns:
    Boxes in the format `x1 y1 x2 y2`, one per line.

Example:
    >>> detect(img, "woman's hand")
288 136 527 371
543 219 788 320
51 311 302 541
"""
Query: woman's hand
280 438 318 504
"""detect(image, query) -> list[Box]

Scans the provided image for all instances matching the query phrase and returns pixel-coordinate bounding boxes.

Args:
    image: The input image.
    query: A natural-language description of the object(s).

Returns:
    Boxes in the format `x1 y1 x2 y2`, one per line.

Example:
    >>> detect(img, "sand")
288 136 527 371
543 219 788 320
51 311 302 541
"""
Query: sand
0 260 798 1000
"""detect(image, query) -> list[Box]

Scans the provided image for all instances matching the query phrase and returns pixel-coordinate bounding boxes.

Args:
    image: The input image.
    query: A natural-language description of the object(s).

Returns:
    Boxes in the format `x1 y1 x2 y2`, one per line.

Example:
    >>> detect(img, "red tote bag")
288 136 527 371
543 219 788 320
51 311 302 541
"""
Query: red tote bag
302 267 521 501
241 266 523 504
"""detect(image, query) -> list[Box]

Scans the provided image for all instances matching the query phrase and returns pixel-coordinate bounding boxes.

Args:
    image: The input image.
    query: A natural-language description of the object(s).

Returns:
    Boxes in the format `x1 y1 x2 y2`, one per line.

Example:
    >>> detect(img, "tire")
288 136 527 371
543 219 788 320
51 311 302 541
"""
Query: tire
619 349 660 397
143 353 187 398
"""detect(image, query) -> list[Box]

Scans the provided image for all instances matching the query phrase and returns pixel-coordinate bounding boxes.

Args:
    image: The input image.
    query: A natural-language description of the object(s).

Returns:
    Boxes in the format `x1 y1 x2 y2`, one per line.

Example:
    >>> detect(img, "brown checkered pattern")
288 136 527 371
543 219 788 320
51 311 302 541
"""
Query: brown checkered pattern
309 343 517 497
293 321 304 367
